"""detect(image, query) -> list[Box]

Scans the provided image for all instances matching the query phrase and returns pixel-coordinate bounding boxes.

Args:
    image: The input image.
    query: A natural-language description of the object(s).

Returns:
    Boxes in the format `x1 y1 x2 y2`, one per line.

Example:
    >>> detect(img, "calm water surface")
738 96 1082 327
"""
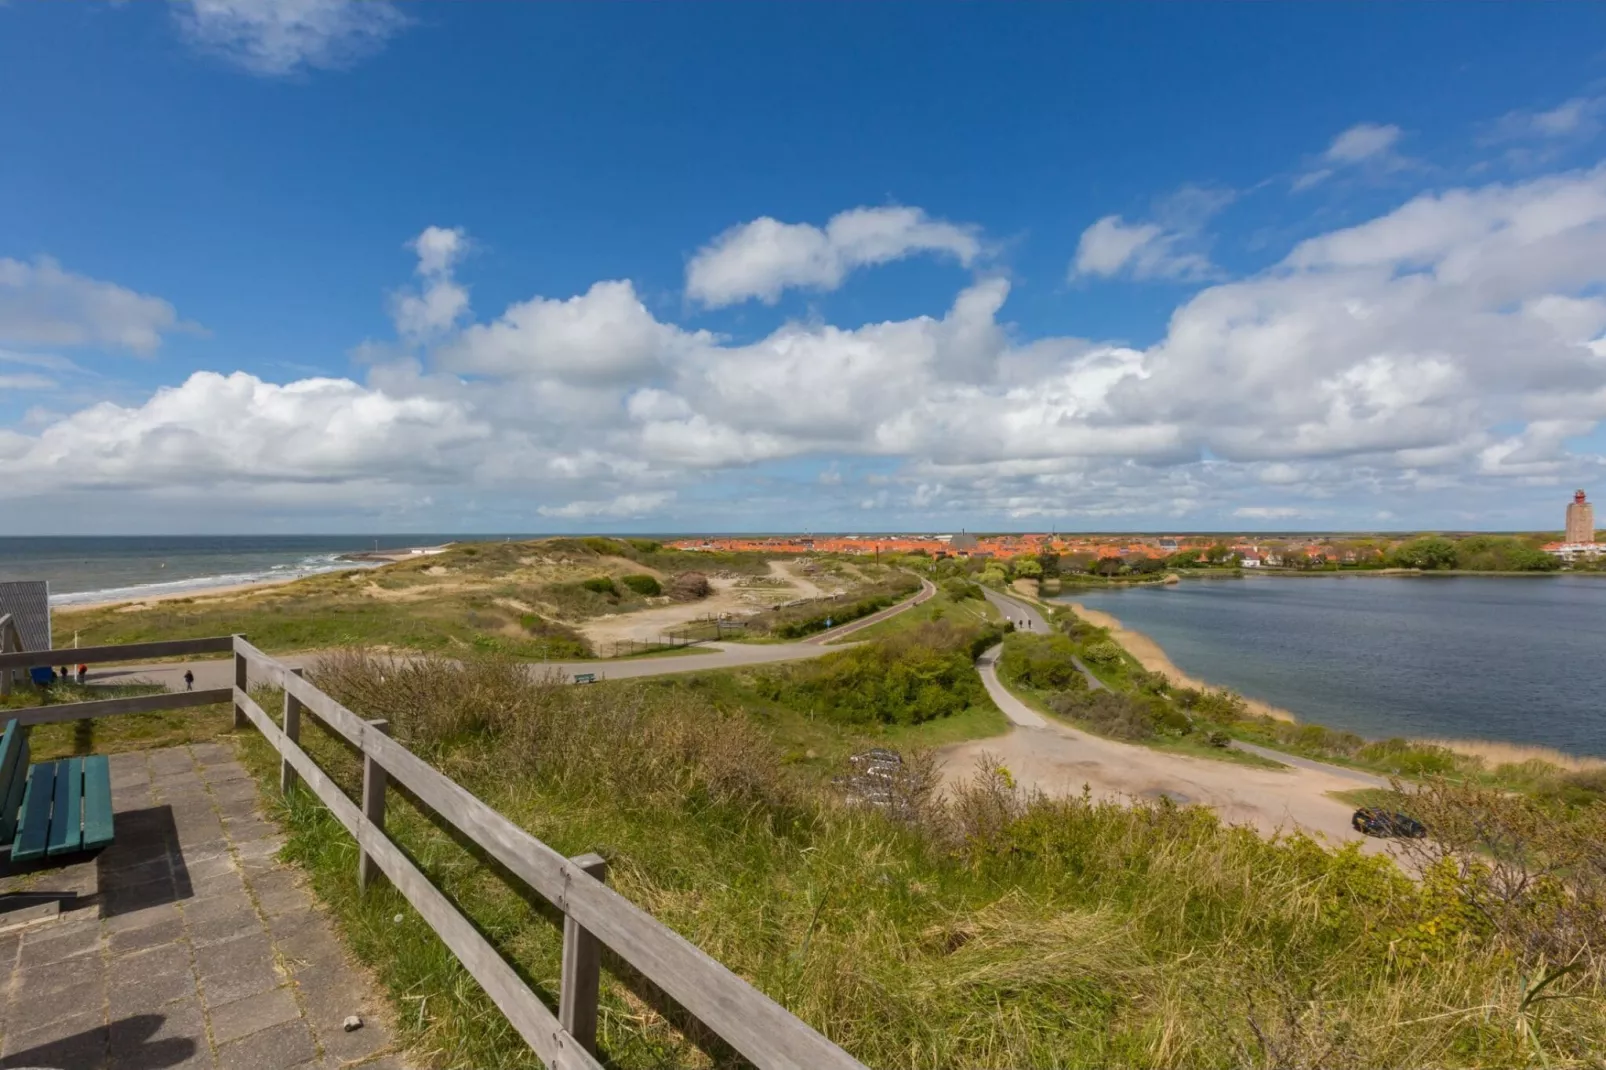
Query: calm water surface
1060 576 1606 757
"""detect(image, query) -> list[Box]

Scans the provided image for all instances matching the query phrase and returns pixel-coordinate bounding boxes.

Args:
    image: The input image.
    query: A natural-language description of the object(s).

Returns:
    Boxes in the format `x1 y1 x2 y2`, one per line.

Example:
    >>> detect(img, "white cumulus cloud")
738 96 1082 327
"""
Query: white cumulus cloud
0 258 191 355
686 206 981 307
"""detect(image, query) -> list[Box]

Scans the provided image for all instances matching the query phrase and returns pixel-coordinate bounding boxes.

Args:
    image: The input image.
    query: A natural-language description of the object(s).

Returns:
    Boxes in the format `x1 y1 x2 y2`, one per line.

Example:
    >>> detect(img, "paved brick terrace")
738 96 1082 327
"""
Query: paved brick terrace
0 742 412 1070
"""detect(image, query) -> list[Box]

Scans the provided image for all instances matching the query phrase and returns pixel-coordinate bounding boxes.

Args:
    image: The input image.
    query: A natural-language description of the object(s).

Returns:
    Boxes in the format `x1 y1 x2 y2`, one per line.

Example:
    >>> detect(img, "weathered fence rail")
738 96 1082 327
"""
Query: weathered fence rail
3 634 868 1070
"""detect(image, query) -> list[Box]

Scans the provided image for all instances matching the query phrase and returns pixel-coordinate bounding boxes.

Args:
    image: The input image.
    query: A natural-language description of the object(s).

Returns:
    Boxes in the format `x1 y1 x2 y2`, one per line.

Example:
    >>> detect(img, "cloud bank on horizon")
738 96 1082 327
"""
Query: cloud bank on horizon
4 5 1606 533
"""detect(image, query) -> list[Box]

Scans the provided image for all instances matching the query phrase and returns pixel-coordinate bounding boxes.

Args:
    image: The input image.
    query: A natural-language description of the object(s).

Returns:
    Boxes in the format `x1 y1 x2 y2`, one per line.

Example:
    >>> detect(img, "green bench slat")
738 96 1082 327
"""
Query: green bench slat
0 721 27 844
13 760 56 862
81 755 114 851
46 757 84 857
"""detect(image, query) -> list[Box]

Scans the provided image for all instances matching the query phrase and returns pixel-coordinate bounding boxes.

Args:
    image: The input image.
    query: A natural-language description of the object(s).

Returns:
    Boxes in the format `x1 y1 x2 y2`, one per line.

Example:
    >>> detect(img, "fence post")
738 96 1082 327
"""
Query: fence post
358 718 391 892
279 667 305 796
559 852 609 1054
232 638 248 730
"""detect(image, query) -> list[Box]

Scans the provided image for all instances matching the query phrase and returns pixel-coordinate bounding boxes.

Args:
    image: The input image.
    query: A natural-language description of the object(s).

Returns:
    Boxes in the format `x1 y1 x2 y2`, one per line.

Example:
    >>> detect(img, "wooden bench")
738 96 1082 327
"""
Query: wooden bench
0 720 114 862
572 673 597 685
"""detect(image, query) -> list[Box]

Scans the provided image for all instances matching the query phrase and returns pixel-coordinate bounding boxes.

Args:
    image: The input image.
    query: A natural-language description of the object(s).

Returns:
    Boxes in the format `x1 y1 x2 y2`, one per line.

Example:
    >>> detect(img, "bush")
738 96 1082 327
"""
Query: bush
999 634 1087 691
620 574 662 597
1357 738 1460 776
581 576 617 596
941 578 983 601
761 622 990 726
667 571 712 601
581 536 628 556
1082 640 1124 665
1048 689 1160 741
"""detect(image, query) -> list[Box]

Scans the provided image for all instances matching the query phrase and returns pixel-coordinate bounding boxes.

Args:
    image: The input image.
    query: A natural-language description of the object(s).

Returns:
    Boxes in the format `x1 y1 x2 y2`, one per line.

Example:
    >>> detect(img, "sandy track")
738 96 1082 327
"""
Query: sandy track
949 643 1374 846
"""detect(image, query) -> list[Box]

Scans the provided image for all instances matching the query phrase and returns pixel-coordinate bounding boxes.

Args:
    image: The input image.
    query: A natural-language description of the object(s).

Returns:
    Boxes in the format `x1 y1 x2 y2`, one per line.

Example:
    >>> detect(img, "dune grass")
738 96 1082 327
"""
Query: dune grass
219 650 1604 1069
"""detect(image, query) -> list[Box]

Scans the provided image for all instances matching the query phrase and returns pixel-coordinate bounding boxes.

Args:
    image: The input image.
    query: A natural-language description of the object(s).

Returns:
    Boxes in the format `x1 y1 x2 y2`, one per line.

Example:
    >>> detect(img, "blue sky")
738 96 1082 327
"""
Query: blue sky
4 3 1606 534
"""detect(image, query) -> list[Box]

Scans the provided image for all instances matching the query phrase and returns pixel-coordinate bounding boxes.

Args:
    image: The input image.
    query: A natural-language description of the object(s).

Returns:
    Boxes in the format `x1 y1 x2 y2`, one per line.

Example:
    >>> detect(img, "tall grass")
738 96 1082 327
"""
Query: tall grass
235 651 1606 1069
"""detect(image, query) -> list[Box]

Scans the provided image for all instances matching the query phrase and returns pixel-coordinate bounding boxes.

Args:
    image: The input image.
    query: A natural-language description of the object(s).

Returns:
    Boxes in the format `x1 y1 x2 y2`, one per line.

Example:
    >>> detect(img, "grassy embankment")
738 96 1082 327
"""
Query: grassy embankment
49 537 785 661
207 635 1605 1070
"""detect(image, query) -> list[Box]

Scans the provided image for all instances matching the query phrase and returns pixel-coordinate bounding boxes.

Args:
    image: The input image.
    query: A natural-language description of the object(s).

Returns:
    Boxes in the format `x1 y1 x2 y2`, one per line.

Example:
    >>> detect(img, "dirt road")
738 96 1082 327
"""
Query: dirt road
953 644 1375 845
957 589 1385 845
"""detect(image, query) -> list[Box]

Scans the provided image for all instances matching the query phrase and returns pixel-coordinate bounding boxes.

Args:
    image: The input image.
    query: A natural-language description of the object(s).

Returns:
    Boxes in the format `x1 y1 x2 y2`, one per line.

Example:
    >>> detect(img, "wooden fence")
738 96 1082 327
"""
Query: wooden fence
3 634 868 1070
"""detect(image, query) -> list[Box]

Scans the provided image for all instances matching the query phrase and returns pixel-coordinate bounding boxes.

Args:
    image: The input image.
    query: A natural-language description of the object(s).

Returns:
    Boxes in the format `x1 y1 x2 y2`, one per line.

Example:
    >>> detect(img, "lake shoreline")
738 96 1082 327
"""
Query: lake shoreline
1063 597 1606 771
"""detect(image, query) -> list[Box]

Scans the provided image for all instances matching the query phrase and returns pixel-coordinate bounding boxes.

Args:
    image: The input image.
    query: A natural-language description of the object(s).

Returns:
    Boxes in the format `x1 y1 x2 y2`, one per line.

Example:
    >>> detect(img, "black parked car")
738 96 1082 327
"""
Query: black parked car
1351 807 1427 839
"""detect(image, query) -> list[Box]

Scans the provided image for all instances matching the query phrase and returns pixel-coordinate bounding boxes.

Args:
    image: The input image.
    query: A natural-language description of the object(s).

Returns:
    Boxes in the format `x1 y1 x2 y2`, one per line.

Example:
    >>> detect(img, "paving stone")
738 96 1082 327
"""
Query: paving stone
189 869 247 902
98 839 175 876
224 819 277 848
208 985 300 1046
186 907 266 950
109 941 192 983
2 1005 106 1057
248 872 311 919
108 915 186 956
16 955 105 997
18 915 104 966
2 1022 109 1069
100 856 173 892
193 932 280 1007
108 962 198 1016
109 1001 210 1070
181 854 238 884
215 1018 316 1070
301 988 392 1065
190 743 233 766
104 894 182 932
148 751 193 775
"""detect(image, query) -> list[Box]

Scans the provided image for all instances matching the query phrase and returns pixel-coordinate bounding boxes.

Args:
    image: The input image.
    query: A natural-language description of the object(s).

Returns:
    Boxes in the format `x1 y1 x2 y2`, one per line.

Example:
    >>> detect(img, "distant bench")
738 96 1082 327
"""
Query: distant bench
0 719 114 862
572 673 598 685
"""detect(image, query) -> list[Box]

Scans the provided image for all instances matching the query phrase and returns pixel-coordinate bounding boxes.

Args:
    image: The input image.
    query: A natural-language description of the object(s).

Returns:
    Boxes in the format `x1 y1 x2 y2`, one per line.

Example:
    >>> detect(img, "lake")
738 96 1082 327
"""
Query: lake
1058 575 1606 757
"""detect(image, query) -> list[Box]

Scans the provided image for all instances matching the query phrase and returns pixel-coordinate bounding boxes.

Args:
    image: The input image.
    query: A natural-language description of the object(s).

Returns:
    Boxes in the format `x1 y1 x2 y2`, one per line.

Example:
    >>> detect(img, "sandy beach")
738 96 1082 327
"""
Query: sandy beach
55 573 346 614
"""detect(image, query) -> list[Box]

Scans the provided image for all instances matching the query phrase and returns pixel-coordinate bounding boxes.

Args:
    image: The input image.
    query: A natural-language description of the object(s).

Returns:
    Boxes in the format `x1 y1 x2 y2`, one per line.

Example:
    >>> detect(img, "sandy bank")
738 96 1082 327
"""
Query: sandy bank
1068 601 1290 724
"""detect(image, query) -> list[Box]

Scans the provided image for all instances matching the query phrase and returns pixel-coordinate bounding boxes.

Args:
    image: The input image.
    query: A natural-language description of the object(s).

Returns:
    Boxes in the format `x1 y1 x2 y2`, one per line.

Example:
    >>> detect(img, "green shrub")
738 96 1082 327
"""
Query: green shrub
581 536 628 556
1048 689 1160 741
1082 640 1124 665
626 539 663 553
1357 738 1461 776
999 634 1087 691
581 576 617 596
941 578 983 601
759 622 990 726
620 574 662 596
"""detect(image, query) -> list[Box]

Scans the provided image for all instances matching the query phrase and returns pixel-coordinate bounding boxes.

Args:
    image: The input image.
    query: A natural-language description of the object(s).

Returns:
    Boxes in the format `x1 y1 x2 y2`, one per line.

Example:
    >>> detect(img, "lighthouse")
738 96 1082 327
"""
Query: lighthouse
1565 490 1595 546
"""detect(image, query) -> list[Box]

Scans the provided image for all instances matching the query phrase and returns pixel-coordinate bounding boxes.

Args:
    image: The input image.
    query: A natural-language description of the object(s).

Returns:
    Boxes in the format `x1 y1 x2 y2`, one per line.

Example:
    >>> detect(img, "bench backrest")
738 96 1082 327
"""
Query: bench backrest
0 719 29 843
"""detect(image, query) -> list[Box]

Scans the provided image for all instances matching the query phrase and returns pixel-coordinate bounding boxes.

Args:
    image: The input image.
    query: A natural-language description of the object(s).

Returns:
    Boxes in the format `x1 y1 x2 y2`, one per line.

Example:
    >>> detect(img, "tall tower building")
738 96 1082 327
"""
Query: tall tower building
1565 490 1595 545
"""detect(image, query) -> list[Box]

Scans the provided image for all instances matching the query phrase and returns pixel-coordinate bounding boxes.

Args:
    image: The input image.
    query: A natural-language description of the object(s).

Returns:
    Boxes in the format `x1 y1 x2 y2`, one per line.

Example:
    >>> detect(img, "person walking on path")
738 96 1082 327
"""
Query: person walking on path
183 669 194 692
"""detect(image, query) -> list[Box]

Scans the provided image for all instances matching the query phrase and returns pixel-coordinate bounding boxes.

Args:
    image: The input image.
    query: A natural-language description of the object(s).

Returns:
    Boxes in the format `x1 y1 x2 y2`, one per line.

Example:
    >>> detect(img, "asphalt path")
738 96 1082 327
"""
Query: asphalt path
982 588 1107 691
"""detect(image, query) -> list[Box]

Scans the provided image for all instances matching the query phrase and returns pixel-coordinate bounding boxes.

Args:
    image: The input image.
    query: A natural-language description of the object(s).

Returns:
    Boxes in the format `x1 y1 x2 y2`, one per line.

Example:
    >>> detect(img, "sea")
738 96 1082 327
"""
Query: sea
1059 575 1606 757
0 535 512 606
